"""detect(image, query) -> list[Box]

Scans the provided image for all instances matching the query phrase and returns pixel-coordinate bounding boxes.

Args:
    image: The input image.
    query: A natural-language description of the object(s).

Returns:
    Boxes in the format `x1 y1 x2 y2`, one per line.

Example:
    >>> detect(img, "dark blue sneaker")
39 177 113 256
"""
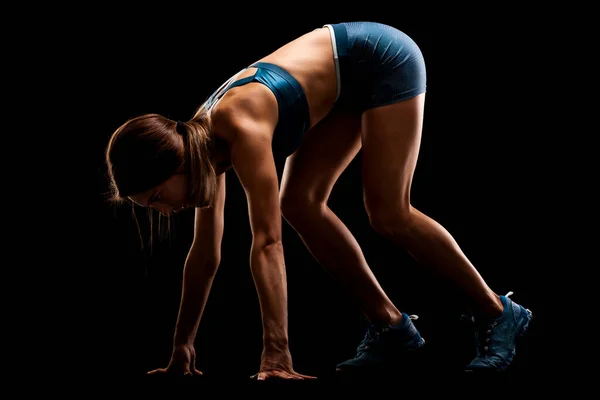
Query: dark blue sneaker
336 313 425 371
464 291 533 372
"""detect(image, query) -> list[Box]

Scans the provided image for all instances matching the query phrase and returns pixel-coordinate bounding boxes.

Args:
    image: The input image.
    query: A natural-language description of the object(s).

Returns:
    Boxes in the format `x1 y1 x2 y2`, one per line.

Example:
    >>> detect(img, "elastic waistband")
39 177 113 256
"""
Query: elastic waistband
329 23 348 57
324 23 348 102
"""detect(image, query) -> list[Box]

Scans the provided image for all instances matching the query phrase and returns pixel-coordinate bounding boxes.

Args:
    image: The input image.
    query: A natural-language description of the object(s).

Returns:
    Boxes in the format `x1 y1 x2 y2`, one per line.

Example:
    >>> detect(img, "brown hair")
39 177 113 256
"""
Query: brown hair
105 110 217 208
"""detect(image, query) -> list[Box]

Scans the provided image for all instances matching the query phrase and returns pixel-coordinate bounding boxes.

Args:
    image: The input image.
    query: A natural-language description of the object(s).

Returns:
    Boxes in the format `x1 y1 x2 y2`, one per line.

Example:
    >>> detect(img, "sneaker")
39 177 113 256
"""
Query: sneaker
336 312 425 371
464 291 533 372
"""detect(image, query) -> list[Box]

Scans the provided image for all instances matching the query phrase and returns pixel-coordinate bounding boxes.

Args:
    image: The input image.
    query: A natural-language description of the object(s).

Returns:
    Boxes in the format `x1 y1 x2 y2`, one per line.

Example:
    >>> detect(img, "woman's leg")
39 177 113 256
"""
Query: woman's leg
360 94 532 371
280 109 402 325
360 94 502 317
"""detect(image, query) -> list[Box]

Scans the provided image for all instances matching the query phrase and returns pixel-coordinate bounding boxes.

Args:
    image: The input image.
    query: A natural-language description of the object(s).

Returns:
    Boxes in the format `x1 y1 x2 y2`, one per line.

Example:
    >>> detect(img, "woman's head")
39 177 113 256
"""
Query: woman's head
105 112 217 215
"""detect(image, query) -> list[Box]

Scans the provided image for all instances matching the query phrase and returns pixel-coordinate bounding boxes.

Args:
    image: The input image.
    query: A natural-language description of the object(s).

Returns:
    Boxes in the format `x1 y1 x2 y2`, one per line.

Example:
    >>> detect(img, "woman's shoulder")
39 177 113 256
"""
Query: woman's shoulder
212 85 278 134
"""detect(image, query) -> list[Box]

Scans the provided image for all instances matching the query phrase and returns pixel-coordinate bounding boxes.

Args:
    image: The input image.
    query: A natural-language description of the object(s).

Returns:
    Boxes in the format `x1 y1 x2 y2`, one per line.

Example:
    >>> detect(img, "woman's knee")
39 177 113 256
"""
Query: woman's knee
280 189 324 224
366 202 413 237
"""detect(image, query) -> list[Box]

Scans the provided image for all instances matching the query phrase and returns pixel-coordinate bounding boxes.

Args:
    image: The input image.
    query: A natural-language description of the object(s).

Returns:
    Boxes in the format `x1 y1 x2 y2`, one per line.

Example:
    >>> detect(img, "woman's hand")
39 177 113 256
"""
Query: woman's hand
250 348 316 381
250 369 316 381
147 344 203 376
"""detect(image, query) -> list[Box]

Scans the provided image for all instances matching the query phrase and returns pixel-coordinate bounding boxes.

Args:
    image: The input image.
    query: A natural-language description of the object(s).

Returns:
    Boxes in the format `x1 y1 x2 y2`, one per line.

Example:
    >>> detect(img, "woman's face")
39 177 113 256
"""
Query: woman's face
129 173 189 216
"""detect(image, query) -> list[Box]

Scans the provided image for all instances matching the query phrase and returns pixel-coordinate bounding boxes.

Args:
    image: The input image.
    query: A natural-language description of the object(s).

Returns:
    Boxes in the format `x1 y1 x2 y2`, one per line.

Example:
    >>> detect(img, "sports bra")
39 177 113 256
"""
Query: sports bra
204 61 310 162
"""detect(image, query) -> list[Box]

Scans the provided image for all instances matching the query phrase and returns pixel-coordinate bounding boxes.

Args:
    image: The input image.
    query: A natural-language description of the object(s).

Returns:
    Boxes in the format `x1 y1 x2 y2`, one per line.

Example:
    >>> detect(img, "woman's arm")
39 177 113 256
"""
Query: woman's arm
172 172 227 348
228 116 291 365
211 89 313 380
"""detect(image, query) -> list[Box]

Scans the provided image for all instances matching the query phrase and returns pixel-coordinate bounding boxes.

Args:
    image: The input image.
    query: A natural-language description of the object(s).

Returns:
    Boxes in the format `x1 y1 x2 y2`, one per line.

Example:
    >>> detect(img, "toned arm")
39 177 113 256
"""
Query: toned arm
172 172 227 347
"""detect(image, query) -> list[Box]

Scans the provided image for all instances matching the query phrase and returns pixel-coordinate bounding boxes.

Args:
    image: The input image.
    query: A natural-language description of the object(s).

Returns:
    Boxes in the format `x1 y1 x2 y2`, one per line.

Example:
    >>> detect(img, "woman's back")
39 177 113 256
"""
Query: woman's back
210 26 339 130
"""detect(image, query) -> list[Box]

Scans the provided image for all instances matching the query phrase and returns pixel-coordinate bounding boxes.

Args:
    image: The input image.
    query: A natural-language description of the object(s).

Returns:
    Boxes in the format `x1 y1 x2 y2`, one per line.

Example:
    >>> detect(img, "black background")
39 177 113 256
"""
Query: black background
76 6 548 385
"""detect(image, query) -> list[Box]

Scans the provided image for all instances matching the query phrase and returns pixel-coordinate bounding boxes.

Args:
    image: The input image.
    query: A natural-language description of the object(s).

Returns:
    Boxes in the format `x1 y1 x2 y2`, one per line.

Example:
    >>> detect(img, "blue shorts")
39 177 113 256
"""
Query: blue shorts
325 22 427 112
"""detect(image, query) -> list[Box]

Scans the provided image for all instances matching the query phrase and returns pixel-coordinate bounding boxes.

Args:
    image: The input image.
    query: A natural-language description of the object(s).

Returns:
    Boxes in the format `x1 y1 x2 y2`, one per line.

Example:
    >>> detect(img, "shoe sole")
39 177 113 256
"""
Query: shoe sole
336 338 427 373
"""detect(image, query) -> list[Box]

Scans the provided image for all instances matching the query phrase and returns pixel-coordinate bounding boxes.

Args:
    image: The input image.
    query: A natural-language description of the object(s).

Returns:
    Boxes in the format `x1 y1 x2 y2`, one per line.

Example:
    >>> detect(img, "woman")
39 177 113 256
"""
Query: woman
106 21 532 380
